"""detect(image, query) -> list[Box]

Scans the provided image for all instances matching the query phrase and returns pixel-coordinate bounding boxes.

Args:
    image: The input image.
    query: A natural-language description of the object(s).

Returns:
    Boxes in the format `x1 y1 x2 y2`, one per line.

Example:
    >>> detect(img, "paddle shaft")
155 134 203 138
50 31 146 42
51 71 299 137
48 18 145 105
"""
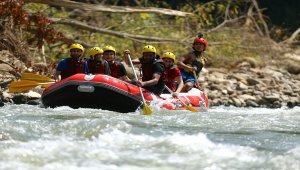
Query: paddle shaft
127 54 146 103
164 85 188 107
193 71 200 88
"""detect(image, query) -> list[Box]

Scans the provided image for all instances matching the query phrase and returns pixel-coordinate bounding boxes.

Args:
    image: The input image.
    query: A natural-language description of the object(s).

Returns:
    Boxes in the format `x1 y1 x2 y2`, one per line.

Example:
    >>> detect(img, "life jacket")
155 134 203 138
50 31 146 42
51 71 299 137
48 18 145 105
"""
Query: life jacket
88 60 106 74
140 59 165 95
182 50 205 75
141 59 164 81
109 61 122 78
161 65 179 91
61 58 85 79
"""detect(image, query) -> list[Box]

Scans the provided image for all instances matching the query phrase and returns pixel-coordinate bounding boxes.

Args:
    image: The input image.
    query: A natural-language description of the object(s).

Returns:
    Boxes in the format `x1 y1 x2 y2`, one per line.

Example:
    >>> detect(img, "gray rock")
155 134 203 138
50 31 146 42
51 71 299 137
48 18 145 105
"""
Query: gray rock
226 87 235 95
263 94 280 102
27 99 40 105
12 94 29 104
247 78 261 86
236 82 248 90
231 98 243 107
246 100 259 107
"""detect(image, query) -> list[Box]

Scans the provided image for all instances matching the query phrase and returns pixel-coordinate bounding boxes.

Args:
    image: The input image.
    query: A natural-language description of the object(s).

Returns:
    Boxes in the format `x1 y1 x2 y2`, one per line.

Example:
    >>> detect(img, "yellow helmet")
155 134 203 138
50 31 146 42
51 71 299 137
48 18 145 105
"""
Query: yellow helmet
88 47 103 59
142 45 156 53
162 52 176 61
69 43 84 52
103 45 116 54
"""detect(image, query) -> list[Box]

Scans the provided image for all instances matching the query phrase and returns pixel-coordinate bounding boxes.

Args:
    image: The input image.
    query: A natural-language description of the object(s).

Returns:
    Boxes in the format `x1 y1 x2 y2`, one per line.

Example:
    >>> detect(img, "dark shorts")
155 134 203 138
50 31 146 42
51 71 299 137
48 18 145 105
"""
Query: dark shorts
180 70 196 85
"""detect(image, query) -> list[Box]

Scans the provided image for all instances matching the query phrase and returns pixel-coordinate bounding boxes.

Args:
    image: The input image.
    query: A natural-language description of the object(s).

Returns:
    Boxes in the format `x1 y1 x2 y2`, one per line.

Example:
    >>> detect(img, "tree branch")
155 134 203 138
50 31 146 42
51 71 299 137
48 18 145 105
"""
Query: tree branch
24 0 192 17
251 0 270 38
50 18 178 43
281 27 300 45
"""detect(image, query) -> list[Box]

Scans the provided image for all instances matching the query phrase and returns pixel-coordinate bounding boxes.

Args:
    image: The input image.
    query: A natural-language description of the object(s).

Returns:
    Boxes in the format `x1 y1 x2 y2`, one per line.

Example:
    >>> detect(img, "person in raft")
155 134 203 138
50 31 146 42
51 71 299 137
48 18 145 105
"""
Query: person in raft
161 52 184 97
177 33 208 92
120 49 141 80
55 43 88 81
135 45 165 95
102 45 131 82
86 47 110 75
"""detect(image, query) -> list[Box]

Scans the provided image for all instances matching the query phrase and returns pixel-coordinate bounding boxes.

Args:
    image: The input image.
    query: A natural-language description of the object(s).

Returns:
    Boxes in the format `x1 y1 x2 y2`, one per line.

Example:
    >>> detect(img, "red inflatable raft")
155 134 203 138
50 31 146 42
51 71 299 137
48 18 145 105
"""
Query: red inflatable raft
42 74 209 113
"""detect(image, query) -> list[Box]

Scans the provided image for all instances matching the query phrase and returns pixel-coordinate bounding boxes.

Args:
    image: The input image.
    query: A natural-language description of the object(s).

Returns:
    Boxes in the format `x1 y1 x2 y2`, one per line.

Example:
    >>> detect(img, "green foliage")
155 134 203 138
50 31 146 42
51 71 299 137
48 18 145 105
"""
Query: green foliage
19 0 276 69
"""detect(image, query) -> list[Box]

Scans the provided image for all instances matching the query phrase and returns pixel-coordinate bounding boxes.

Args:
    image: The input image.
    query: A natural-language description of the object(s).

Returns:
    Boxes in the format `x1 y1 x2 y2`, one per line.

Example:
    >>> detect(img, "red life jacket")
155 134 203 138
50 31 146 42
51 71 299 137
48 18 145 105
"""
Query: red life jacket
61 58 85 79
141 59 164 81
161 65 180 91
109 62 122 78
88 60 106 74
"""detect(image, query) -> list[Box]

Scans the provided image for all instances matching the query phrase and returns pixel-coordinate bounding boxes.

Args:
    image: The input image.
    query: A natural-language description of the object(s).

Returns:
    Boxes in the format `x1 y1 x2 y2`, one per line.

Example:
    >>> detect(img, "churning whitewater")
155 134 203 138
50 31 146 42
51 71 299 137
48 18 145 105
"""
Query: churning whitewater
0 104 299 170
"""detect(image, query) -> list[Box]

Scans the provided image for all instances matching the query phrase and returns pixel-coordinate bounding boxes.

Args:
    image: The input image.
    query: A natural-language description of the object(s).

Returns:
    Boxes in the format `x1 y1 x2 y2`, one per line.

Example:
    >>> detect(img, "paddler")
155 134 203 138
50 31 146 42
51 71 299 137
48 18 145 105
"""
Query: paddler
177 33 208 92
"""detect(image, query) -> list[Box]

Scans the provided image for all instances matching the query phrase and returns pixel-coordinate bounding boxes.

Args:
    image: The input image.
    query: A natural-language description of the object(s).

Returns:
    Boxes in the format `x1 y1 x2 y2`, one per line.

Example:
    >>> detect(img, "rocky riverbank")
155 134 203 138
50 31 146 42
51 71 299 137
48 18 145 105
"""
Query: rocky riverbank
200 60 300 108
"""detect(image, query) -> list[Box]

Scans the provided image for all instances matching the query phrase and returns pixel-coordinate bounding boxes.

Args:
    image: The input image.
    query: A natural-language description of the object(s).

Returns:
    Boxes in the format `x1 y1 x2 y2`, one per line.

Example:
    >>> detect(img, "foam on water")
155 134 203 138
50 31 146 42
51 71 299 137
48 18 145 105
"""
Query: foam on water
0 104 299 169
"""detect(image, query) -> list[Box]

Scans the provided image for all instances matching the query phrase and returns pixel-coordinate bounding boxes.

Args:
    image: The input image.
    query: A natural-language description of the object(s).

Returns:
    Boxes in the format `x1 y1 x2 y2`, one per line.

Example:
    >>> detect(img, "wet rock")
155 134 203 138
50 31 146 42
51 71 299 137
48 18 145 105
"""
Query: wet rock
27 99 40 105
12 94 29 104
2 91 13 103
286 97 300 108
23 91 41 99
270 101 282 108
246 100 259 107
0 79 13 88
231 98 243 107
263 94 281 103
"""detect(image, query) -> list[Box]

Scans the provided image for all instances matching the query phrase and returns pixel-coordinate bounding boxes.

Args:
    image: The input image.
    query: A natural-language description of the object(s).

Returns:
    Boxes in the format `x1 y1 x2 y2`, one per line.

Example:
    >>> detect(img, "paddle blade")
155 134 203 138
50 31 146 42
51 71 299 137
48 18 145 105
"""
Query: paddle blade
186 105 199 112
21 73 54 83
143 102 153 115
9 80 40 93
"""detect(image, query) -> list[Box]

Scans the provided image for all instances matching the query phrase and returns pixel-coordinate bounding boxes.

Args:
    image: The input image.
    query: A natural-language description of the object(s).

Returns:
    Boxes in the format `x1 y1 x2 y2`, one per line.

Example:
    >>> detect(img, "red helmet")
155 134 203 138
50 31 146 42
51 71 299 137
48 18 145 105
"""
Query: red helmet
193 37 208 49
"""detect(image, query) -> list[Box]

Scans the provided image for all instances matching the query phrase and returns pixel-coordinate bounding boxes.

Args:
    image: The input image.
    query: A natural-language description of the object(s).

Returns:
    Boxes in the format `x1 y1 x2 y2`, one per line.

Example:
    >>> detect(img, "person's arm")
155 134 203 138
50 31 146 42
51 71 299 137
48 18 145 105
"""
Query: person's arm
177 54 196 73
137 62 163 86
55 59 67 81
132 58 140 65
119 63 131 82
54 71 61 82
121 75 131 82
138 73 161 87
173 76 184 97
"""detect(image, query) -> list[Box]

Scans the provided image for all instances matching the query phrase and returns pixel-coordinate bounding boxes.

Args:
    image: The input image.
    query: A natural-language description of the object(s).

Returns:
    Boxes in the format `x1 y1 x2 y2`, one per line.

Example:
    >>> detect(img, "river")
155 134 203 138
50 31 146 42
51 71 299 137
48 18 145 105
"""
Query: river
0 104 299 170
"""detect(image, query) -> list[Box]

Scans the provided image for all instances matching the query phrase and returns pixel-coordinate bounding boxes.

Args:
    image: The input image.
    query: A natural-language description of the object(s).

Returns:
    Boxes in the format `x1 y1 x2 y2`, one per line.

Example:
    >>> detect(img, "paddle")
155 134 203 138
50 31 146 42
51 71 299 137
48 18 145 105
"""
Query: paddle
164 85 198 112
9 80 54 93
21 73 55 83
127 54 153 115
193 71 201 89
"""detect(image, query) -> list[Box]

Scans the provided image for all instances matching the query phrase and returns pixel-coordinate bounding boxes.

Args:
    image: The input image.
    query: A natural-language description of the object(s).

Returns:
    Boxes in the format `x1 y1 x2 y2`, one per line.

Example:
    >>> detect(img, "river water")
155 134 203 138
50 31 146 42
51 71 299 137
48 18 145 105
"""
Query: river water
0 104 299 170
